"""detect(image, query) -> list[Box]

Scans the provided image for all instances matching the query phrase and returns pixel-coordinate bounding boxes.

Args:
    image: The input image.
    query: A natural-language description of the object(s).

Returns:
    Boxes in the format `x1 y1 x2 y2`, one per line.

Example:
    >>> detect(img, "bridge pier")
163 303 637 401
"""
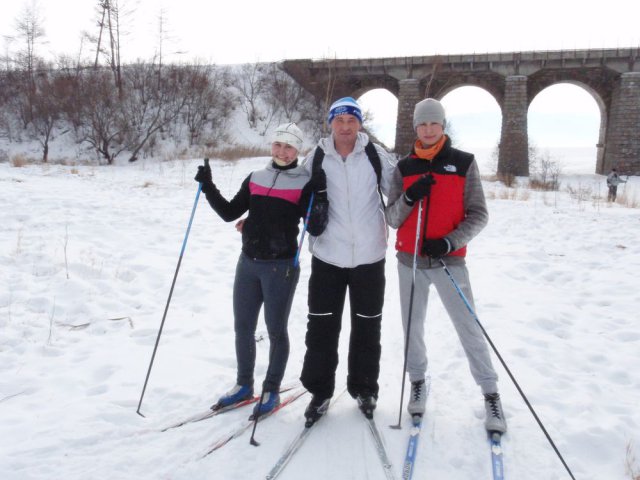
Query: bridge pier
498 75 529 177
395 79 422 156
603 72 640 175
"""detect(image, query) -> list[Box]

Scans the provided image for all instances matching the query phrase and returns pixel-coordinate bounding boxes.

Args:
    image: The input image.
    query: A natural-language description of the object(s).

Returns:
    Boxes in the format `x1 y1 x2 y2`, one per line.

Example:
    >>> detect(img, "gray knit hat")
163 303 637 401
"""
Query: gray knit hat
413 98 446 130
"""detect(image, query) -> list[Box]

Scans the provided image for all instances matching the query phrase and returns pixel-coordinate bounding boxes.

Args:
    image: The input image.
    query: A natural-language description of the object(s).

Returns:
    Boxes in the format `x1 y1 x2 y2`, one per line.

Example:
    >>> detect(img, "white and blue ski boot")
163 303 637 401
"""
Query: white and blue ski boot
211 384 253 411
252 391 280 418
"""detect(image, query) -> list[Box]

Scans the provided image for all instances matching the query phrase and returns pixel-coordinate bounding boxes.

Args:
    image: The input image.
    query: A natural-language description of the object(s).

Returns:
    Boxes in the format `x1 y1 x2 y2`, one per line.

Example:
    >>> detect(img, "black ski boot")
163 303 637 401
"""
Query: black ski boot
304 396 331 427
356 394 377 419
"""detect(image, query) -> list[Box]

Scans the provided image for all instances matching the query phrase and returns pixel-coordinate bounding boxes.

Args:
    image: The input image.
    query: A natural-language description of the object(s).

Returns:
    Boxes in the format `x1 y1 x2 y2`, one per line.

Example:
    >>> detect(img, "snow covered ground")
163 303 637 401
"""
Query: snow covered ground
1 157 639 480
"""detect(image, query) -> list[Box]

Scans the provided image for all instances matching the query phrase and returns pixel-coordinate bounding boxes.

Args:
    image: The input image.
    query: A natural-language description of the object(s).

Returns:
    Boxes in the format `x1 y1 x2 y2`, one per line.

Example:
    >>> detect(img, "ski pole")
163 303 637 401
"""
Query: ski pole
390 196 425 430
136 158 208 417
249 192 315 446
438 258 576 480
391 174 434 430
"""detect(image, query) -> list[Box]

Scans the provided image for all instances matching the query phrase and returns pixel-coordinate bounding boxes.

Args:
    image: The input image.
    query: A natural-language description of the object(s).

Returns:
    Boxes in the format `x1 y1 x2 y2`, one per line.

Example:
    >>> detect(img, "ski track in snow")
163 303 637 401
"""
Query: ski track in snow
1 160 639 479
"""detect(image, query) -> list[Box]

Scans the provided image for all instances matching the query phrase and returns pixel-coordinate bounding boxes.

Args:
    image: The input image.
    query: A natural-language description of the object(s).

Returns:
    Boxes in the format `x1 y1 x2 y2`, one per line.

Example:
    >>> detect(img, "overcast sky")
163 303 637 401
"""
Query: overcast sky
2 0 639 66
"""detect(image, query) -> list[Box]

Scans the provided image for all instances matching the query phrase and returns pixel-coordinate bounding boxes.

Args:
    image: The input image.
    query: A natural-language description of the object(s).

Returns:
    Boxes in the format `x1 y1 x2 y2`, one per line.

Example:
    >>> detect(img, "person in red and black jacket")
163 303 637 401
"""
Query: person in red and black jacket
385 99 507 434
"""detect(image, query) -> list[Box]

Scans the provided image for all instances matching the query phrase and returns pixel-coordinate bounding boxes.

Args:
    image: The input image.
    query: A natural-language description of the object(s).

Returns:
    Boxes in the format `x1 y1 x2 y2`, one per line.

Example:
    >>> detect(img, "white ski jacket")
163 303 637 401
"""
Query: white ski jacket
302 132 397 268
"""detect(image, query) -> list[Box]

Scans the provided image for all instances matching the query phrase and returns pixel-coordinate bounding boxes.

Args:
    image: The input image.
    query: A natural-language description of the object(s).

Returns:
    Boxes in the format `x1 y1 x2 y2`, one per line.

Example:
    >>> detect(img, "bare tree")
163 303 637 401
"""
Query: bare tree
79 68 126 163
263 63 307 122
530 147 563 190
121 61 191 162
155 8 176 80
14 0 46 90
234 63 266 129
106 0 122 96
93 2 107 68
30 67 62 162
0 69 21 140
92 0 135 97
179 63 233 146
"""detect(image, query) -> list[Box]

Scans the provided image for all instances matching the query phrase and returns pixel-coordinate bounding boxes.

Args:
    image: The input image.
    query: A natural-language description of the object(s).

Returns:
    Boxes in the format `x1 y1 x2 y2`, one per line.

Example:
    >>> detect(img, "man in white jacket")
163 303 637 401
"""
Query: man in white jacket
300 97 396 425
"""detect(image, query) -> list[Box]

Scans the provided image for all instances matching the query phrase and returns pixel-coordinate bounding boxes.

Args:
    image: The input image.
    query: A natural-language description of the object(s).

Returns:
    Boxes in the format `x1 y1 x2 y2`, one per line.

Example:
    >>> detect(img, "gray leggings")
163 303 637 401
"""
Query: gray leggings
233 253 298 392
397 261 498 394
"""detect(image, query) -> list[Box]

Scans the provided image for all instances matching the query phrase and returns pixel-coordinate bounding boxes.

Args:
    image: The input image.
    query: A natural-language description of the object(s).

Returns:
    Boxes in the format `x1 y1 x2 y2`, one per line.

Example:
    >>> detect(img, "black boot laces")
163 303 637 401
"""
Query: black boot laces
487 394 502 419
412 382 422 402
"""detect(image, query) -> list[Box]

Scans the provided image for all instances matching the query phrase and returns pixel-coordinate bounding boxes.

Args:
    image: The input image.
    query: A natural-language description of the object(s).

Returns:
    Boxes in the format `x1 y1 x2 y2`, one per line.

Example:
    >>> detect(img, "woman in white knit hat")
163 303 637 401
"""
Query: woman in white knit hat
194 122 328 417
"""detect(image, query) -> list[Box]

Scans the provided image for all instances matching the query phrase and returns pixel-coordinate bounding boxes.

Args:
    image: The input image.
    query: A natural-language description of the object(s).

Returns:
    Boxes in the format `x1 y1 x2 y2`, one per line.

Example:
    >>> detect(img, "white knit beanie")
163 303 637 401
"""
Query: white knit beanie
272 122 304 152
413 98 446 130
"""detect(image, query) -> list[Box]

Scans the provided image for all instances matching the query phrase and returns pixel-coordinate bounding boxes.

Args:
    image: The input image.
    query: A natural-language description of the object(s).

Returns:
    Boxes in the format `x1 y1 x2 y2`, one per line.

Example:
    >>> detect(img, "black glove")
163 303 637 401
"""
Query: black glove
309 169 327 193
307 193 329 236
194 163 212 185
422 238 451 258
405 174 436 203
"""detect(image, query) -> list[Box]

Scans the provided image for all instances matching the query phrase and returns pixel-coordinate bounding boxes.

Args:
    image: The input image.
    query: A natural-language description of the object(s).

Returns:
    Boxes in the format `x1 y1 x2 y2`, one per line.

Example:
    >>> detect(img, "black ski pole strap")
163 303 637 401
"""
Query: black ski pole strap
364 141 385 207
364 141 382 186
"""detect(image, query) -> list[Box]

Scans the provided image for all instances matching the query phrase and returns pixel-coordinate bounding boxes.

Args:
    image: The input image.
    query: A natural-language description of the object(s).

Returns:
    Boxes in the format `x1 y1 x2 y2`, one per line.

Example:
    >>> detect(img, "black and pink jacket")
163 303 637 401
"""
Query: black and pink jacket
202 160 326 260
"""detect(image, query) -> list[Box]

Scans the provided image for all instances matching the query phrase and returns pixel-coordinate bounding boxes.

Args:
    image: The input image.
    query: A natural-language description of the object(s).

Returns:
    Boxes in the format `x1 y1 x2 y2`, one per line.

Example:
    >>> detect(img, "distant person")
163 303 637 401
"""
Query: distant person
299 97 397 424
606 167 626 202
194 123 327 417
385 98 507 433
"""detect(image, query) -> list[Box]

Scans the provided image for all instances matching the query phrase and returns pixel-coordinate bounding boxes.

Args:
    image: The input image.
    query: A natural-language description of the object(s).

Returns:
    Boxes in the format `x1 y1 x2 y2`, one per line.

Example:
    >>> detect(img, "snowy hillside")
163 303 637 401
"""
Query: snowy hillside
1 157 639 480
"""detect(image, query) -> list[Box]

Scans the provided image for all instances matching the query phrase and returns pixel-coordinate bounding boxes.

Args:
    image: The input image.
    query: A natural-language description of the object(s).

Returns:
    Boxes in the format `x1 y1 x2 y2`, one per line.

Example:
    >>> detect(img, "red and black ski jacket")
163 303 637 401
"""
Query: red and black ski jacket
395 138 475 258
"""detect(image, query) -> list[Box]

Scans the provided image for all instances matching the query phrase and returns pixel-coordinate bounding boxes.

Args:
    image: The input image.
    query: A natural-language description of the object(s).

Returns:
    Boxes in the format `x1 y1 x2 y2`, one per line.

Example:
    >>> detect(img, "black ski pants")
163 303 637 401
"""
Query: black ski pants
233 253 297 392
300 256 385 400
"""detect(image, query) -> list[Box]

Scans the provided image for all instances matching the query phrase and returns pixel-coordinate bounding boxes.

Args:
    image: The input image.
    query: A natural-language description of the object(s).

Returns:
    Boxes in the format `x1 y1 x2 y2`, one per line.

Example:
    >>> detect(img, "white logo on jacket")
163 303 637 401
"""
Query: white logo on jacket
444 164 457 173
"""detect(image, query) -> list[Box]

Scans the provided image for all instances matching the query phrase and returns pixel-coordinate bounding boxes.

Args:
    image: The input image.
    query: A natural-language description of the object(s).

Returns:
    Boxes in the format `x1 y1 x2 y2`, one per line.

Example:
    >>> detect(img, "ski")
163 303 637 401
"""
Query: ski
202 388 307 457
365 416 398 480
490 432 505 479
161 383 299 432
401 376 431 480
265 423 314 479
161 397 256 432
401 416 422 480
265 388 347 480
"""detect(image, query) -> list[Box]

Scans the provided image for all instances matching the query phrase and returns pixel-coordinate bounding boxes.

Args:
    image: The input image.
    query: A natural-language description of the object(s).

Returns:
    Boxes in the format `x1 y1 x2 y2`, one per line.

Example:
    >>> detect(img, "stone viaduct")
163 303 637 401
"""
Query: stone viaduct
282 48 640 176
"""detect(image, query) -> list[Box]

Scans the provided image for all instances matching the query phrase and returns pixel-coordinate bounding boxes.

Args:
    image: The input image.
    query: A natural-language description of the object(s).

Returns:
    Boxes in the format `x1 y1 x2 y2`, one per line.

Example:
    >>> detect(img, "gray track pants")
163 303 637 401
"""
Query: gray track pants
397 261 498 394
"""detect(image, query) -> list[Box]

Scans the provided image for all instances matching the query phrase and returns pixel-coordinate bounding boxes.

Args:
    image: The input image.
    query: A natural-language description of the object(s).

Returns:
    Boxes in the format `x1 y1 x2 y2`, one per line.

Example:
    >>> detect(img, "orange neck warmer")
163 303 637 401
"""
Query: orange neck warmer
414 135 447 160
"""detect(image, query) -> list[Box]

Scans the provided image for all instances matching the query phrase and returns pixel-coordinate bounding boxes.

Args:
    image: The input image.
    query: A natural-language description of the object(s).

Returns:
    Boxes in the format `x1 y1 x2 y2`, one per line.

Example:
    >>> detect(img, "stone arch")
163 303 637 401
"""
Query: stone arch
356 88 399 149
435 85 503 157
528 80 606 172
423 74 505 107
